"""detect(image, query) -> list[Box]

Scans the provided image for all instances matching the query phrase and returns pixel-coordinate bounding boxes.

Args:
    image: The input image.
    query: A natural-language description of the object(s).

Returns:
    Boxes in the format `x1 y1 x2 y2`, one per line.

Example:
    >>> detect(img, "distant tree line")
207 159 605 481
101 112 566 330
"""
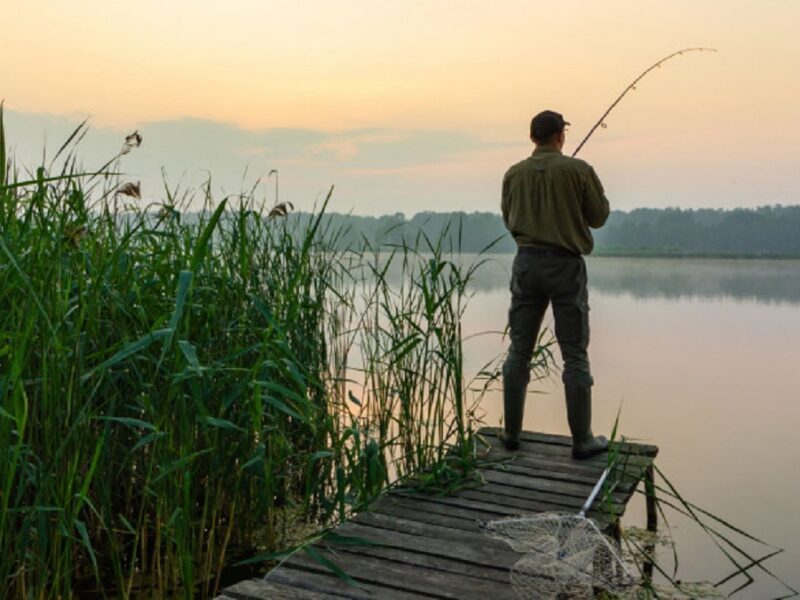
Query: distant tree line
592 206 800 256
308 211 516 253
305 206 800 256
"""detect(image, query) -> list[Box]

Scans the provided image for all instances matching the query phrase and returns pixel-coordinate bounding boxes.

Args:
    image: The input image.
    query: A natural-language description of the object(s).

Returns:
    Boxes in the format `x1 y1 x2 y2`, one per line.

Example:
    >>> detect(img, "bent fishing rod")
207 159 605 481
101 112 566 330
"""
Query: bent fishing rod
571 47 717 158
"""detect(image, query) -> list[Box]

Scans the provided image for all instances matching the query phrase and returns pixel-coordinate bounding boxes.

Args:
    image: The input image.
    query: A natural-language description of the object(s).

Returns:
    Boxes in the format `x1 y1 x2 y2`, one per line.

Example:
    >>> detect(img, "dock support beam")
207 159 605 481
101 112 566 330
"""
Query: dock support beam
645 463 657 533
642 463 658 580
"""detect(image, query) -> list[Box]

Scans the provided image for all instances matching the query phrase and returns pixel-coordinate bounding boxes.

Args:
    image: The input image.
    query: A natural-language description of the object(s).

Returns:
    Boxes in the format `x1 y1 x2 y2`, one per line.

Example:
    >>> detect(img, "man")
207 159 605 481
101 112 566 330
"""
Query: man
500 110 610 459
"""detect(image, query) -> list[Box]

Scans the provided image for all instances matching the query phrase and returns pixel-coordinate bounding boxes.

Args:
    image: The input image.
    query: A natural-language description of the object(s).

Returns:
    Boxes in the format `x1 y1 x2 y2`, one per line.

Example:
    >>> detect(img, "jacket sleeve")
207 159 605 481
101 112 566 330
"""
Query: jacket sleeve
581 167 610 228
501 172 511 228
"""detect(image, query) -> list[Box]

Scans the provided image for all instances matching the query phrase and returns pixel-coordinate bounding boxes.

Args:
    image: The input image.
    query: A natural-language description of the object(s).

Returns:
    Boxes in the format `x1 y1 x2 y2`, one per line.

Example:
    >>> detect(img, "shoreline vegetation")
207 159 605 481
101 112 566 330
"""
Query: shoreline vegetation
0 114 524 598
280 207 800 259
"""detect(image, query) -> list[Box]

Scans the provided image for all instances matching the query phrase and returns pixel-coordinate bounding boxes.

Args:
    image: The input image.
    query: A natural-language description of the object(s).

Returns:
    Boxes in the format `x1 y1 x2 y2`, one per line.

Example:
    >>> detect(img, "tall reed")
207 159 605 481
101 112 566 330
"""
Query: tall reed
0 115 496 598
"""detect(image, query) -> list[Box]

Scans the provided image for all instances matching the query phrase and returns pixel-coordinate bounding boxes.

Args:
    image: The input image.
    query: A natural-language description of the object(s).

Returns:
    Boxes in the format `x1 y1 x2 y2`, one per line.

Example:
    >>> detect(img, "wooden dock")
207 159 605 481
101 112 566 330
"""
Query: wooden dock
219 427 658 599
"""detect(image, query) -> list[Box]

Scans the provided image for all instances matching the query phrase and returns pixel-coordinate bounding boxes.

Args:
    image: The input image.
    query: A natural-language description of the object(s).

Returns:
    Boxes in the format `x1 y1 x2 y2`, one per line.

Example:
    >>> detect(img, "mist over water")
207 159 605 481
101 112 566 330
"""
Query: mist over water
460 255 800 597
461 255 800 303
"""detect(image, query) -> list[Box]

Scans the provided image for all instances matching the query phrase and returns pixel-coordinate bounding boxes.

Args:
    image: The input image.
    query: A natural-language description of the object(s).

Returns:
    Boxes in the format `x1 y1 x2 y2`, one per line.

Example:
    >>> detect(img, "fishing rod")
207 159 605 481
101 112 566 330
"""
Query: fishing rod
571 47 717 158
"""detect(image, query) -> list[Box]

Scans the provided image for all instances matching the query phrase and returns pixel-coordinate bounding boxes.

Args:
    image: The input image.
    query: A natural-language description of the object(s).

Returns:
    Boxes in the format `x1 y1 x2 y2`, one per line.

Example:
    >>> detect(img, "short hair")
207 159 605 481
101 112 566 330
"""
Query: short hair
530 110 569 144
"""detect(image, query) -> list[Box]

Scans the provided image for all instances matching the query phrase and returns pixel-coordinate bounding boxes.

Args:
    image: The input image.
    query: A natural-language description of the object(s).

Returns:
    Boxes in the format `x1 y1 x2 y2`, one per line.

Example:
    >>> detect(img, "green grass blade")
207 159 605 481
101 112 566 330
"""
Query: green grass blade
149 449 214 486
0 235 56 336
189 198 227 273
200 416 246 433
0 99 6 188
303 545 361 589
94 417 158 431
82 328 172 380
74 519 99 575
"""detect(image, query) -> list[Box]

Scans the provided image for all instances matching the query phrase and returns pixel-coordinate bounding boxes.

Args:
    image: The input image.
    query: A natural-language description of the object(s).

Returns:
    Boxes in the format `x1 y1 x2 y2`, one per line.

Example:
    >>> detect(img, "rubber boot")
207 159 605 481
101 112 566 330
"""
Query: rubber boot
565 384 608 459
500 364 527 451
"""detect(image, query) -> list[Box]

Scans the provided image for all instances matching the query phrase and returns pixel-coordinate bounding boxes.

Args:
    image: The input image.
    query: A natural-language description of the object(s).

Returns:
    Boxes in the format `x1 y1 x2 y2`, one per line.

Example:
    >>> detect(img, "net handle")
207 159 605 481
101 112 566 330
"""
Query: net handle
578 466 610 518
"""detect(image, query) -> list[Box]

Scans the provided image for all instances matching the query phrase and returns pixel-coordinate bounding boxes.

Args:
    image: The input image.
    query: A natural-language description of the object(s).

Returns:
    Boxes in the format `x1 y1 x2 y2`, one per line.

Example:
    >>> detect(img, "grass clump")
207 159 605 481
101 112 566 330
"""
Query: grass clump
0 113 493 598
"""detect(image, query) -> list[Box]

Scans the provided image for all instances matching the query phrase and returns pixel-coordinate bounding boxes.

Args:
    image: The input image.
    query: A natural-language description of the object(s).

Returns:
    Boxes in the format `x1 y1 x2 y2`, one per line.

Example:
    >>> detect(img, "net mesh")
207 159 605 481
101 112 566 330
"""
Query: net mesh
483 513 638 599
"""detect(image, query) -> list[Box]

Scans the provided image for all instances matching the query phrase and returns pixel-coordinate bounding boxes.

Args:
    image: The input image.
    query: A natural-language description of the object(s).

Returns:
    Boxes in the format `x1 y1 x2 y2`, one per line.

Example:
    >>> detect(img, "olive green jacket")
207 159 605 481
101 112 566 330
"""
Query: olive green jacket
501 146 610 255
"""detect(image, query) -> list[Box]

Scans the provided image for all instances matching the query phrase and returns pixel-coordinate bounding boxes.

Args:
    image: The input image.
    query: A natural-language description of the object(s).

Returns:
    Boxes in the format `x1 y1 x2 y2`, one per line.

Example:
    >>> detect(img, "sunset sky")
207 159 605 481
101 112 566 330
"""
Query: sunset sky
2 0 799 215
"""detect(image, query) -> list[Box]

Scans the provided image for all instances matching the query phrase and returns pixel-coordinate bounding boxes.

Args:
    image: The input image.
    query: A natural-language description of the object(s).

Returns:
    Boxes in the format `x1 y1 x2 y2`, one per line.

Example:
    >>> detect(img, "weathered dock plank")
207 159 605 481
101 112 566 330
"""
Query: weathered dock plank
277 550 521 600
266 568 428 599
222 578 342 599
219 428 658 599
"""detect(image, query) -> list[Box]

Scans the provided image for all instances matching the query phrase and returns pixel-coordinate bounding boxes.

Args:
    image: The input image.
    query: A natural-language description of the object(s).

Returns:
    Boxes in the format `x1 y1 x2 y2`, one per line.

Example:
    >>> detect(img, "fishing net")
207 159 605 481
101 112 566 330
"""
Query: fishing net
482 466 638 599
484 512 637 599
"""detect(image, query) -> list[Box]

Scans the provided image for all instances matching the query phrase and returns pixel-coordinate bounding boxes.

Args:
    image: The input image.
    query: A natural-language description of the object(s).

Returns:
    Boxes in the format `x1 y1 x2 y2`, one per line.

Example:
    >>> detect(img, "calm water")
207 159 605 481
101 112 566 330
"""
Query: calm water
462 256 800 598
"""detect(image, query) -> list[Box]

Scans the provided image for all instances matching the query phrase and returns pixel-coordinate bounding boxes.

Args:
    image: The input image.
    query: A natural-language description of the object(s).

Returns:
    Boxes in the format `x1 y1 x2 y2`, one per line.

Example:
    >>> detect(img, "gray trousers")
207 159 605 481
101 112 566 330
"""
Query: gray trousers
503 250 594 392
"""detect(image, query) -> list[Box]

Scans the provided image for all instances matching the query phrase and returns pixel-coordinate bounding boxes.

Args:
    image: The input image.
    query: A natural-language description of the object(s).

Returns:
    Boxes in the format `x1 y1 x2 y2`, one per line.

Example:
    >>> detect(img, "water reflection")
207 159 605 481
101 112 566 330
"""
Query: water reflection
462 255 800 304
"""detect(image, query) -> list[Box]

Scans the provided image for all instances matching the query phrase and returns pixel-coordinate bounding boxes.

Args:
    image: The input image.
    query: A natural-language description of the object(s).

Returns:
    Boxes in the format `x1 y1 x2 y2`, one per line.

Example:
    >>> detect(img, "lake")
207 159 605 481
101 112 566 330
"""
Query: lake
461 256 800 598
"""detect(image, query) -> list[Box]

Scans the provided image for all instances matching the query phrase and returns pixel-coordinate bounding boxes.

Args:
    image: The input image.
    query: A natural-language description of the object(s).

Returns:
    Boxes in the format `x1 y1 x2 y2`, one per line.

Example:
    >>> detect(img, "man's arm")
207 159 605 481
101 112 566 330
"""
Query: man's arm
501 172 511 228
581 167 610 228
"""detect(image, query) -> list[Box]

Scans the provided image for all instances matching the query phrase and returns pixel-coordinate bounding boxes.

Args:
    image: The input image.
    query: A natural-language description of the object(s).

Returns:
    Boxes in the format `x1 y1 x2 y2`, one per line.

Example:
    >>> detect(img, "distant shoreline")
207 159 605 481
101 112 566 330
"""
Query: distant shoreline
591 251 800 260
463 249 800 259
292 207 800 259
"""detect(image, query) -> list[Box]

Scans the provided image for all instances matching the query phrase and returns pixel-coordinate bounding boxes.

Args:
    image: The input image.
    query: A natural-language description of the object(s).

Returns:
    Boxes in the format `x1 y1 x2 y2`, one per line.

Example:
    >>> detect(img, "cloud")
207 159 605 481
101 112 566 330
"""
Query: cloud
16 107 790 216
329 129 490 169
100 116 498 169
1 108 514 213
3 106 503 178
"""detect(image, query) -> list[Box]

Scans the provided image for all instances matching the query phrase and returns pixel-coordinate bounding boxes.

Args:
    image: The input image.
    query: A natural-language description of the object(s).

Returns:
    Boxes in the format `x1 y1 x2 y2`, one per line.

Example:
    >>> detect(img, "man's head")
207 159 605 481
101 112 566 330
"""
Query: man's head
530 110 569 149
